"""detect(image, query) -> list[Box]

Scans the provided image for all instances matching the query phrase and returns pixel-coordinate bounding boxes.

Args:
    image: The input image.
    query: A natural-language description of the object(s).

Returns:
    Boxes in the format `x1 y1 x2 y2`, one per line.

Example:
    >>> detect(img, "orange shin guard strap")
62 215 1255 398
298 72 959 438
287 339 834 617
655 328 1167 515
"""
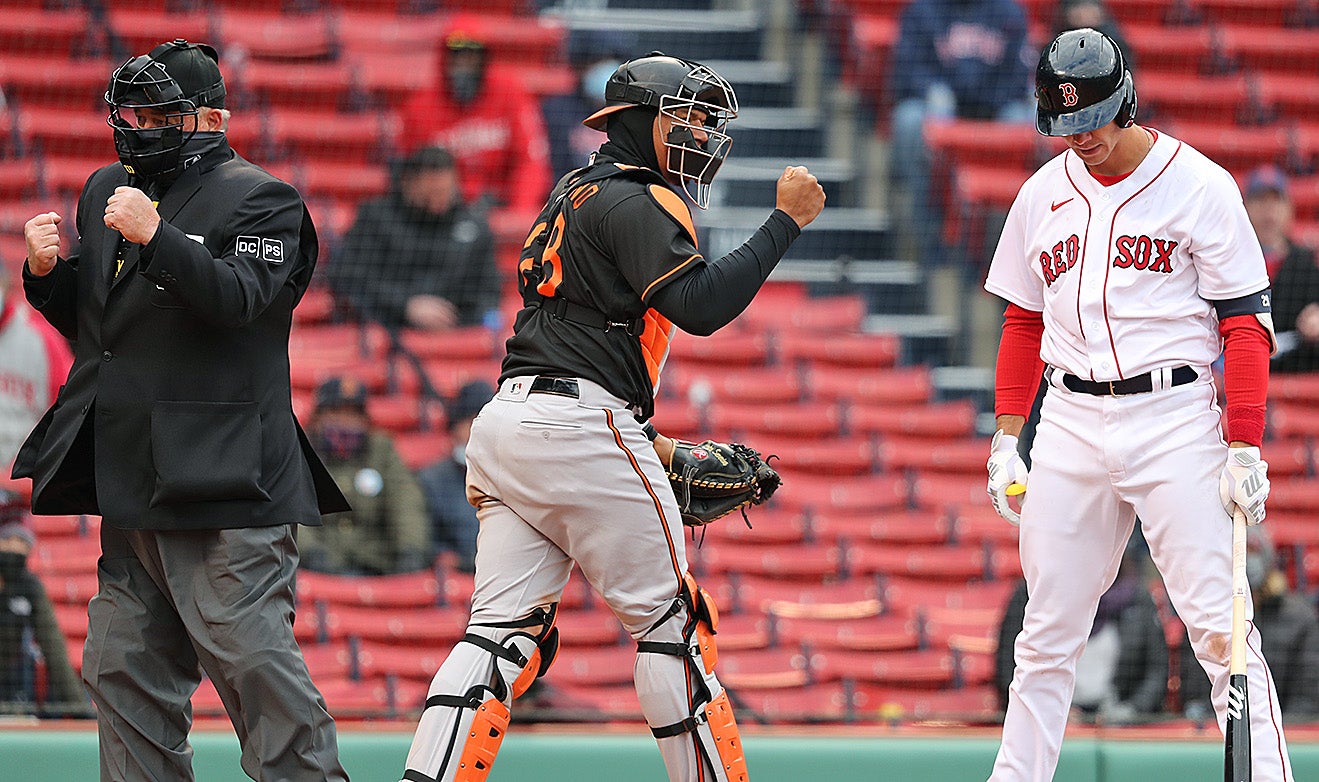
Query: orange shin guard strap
704 691 748 781
454 698 510 781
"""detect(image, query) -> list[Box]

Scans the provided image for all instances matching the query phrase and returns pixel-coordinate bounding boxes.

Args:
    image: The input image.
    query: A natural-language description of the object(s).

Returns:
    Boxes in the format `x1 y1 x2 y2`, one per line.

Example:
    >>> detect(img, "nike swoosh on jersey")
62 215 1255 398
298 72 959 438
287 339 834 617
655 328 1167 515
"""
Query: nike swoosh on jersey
1051 198 1074 212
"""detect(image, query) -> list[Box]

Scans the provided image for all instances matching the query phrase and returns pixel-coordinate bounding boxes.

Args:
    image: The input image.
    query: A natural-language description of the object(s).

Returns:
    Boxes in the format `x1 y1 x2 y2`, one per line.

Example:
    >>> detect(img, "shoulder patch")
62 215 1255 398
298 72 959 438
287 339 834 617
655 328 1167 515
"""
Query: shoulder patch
236 236 260 258
262 237 284 264
646 183 697 246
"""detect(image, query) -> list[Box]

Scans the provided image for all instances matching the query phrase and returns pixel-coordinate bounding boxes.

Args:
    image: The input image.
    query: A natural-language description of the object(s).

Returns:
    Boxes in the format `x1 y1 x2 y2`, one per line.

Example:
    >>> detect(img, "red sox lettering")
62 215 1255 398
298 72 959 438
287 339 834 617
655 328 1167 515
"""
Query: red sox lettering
1038 234 1080 286
1112 234 1177 273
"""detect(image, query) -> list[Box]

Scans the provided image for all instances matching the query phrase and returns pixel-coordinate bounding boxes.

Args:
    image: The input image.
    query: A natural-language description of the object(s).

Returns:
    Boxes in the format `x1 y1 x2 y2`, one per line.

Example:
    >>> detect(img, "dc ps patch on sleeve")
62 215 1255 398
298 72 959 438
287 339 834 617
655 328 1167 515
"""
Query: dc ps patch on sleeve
236 236 285 264
262 237 284 264
236 235 260 257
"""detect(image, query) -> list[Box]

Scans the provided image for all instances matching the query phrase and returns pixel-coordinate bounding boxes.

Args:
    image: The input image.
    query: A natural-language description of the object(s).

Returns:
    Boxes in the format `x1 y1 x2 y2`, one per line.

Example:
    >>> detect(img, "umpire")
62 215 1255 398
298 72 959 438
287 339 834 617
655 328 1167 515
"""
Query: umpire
13 40 351 781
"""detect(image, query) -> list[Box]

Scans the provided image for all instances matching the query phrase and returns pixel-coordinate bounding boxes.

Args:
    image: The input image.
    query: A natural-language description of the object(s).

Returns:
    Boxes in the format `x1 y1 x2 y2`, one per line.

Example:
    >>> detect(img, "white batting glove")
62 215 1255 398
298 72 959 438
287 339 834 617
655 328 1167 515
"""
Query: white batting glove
986 430 1029 526
1219 445 1269 526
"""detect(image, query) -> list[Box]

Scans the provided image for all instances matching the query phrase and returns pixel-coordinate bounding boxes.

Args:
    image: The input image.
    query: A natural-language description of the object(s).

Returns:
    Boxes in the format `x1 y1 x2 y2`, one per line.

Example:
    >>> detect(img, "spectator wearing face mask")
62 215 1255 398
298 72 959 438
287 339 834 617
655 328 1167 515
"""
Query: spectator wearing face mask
396 19 552 214
1179 525 1319 721
0 495 91 717
300 377 431 575
415 380 492 574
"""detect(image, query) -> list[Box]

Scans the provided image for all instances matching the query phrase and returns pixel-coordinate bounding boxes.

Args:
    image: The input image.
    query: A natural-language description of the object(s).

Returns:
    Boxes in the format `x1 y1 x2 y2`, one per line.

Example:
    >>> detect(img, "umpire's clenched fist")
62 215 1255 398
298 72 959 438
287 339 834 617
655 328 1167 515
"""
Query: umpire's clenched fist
775 165 826 228
24 211 62 277
104 186 161 245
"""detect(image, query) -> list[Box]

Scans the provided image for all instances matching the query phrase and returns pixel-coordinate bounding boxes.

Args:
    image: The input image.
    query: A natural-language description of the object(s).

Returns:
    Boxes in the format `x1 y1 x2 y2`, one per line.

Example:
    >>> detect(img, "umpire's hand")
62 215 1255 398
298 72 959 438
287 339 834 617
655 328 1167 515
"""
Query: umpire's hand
104 186 162 245
23 211 62 276
776 165 826 228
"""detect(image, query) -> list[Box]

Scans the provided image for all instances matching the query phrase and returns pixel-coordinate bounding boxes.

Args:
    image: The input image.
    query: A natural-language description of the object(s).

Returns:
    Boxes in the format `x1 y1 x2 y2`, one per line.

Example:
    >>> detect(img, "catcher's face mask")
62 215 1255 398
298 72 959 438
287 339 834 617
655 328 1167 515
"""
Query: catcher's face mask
658 65 737 209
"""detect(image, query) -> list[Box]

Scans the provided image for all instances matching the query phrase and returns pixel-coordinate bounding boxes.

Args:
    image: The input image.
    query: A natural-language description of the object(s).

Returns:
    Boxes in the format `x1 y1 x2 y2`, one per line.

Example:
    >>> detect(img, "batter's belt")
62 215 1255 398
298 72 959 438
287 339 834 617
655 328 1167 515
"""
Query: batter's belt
1046 365 1197 396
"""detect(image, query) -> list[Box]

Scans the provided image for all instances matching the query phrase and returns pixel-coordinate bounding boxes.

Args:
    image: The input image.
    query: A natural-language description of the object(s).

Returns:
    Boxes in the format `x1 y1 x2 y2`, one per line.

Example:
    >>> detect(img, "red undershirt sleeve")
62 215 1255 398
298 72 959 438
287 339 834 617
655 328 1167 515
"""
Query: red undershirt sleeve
995 303 1046 418
1219 314 1271 446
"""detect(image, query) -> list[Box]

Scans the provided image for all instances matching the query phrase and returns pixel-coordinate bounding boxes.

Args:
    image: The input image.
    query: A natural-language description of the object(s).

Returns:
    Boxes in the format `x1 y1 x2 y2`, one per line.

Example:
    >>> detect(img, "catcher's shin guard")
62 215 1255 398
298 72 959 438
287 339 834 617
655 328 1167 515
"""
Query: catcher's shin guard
401 605 559 782
637 574 748 782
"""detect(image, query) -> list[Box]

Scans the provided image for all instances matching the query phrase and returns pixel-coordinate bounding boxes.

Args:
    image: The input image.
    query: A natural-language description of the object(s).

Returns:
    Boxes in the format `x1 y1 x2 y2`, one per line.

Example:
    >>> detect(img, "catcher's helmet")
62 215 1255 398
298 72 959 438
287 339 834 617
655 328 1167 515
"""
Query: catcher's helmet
105 39 225 181
1035 28 1136 137
582 51 738 209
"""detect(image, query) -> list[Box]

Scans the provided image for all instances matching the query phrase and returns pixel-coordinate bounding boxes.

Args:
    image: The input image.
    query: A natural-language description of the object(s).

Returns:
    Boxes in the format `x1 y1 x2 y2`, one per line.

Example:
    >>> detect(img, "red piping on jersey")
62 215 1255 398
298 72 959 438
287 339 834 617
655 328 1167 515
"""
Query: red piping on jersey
1100 140 1183 379
1247 619 1291 781
603 408 685 589
1062 158 1095 378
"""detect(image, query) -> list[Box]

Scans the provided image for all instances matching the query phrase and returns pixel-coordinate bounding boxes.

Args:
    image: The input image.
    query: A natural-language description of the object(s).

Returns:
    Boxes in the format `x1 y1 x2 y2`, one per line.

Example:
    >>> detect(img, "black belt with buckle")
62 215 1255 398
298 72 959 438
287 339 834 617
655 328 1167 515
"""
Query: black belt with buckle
529 377 579 398
1053 365 1197 396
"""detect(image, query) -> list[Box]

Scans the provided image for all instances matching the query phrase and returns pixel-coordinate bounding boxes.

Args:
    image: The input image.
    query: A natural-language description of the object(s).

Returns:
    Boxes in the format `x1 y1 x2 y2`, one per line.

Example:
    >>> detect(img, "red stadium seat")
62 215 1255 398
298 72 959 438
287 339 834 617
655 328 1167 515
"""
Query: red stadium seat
333 11 446 55
296 160 389 201
647 402 706 442
398 326 501 361
925 120 1043 171
1123 24 1213 76
776 332 901 369
714 613 774 651
880 577 1015 618
217 12 335 61
694 541 845 581
701 508 810 546
909 472 988 510
236 61 357 111
767 472 909 515
879 436 988 474
1138 72 1249 124
740 292 868 334
315 676 398 717
851 683 1000 722
734 682 853 723
1218 25 1319 75
746 434 877 476
1266 512 1319 548
848 542 991 581
736 574 884 619
25 514 95 540
845 13 898 112
324 604 471 646
51 601 87 641
299 641 355 681
0 158 38 199
849 399 978 439
40 572 99 606
1192 0 1299 26
542 645 636 687
347 51 435 108
1268 373 1319 405
1252 73 1319 121
354 641 449 683
669 330 771 367
441 13 567 67
0 9 87 56
296 570 446 609
773 613 921 652
1267 477 1319 513
1167 121 1291 173
708 400 844 440
809 509 953 547
950 504 1022 547
553 607 627 647
717 647 815 689
104 10 210 59
922 607 1003 656
1104 0 1179 25
19 108 116 159
667 365 804 406
28 535 101 575
392 430 451 472
1270 404 1319 440
814 648 956 688
550 682 641 717
806 365 933 406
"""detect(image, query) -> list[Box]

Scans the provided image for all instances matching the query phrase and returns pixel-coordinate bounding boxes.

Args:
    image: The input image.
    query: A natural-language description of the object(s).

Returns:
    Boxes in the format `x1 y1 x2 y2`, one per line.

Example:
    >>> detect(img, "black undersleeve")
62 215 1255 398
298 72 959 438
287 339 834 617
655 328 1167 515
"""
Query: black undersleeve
649 209 801 336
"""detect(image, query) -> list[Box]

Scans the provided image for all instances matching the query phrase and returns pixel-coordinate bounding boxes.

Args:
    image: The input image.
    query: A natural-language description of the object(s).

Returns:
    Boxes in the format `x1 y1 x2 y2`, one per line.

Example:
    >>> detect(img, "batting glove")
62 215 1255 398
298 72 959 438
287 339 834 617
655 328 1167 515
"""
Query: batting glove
986 430 1029 526
1219 445 1269 526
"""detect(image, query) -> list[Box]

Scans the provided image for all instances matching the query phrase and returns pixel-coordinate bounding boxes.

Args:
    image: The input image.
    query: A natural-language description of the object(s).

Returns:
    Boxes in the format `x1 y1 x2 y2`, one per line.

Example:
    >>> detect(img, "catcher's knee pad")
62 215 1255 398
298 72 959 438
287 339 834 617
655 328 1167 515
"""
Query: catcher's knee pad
638 574 747 781
401 605 559 782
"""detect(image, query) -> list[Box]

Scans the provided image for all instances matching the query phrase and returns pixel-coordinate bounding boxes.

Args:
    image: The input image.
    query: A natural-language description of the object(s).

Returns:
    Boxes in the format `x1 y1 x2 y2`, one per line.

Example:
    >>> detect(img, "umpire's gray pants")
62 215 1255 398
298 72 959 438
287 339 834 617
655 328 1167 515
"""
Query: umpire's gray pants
83 523 348 782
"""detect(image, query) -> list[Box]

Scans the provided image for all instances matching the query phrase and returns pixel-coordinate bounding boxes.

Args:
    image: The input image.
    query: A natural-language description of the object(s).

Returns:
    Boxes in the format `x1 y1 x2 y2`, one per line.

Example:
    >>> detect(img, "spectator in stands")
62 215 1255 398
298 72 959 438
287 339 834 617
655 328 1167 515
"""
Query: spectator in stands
327 145 500 332
1054 0 1133 70
0 498 89 717
888 0 1034 263
398 21 551 214
300 376 431 575
542 32 632 179
0 274 72 470
1180 525 1319 721
995 537 1168 724
1243 165 1319 372
416 380 492 574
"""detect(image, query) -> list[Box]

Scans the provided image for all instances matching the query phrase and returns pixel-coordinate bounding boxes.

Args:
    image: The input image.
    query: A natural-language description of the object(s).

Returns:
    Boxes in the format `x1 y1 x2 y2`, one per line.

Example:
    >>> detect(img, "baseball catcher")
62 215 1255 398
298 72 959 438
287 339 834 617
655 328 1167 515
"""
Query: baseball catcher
660 435 781 526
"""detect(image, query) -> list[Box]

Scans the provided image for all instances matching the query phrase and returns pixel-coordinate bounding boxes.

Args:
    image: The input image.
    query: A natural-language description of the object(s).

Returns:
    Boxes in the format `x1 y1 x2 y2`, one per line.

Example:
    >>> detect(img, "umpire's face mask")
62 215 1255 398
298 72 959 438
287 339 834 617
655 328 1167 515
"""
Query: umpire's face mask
113 112 227 186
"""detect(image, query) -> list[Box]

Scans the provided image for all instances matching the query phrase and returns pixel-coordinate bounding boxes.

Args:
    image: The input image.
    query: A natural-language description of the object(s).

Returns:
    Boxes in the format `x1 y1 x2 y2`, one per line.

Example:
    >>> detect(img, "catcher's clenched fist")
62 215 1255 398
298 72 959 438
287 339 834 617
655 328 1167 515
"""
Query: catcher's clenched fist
104 186 161 244
24 212 63 277
776 165 826 228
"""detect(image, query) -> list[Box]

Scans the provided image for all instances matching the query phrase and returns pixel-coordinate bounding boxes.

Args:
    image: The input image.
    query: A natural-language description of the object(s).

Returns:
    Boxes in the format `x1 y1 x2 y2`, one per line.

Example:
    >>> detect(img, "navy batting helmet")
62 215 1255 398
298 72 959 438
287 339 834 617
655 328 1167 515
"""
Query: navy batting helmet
1035 28 1136 137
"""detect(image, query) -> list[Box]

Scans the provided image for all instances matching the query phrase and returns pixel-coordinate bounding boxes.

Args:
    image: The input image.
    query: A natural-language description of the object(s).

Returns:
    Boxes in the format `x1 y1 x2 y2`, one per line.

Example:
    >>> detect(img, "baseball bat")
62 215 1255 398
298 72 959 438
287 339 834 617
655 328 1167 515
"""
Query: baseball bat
1224 508 1250 782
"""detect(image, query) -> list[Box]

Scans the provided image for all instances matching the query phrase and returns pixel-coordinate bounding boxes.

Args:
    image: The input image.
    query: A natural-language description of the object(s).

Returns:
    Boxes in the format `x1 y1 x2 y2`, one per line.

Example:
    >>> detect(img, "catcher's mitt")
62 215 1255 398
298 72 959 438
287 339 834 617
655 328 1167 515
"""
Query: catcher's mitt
666 439 781 526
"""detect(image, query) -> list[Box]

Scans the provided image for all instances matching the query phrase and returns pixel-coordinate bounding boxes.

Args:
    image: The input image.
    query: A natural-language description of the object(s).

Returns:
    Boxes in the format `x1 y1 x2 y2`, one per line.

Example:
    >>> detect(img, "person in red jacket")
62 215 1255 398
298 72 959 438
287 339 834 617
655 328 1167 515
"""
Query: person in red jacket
397 24 551 215
0 275 72 471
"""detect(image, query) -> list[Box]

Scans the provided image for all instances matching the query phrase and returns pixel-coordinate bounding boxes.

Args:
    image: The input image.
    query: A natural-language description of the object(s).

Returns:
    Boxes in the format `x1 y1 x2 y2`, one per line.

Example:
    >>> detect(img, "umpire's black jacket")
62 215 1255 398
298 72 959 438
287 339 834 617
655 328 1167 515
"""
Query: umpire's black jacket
12 145 350 529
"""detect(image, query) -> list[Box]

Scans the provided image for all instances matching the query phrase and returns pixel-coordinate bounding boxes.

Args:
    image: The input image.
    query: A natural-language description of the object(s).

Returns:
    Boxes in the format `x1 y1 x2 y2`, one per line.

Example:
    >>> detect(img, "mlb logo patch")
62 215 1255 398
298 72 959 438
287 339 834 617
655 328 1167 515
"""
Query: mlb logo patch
236 236 260 257
262 237 284 264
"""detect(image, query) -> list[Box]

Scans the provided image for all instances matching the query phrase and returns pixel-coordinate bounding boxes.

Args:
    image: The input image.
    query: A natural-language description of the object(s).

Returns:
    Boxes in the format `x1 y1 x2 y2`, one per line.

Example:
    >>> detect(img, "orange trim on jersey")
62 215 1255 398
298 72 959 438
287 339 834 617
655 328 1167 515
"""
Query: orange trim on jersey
641 254 701 302
603 408 685 588
638 309 675 389
647 183 698 244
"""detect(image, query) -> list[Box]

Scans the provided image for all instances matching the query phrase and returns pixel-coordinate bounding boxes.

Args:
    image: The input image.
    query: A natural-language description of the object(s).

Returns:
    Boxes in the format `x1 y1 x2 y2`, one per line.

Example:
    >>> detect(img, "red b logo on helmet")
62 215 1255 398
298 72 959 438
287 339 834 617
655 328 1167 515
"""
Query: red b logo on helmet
1060 83 1079 107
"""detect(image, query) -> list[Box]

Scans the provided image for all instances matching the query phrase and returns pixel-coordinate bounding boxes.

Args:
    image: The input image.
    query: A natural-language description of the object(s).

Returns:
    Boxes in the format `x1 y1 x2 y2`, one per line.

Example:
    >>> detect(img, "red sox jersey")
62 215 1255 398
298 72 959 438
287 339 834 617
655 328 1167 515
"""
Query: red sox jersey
0 297 72 467
985 130 1270 381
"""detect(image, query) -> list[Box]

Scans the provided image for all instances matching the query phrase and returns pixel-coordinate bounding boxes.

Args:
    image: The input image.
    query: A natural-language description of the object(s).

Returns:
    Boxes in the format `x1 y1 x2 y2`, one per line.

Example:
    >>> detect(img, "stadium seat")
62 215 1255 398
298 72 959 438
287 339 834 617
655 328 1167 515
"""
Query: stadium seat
909 472 988 511
808 509 952 547
104 10 211 59
549 682 641 717
354 641 449 683
1218 25 1319 76
543 645 636 687
848 542 991 582
739 292 868 334
296 160 389 201
746 434 877 476
346 51 435 108
807 365 933 407
323 604 470 646
737 574 884 620
332 11 446 55
51 601 87 641
299 641 356 681
296 569 445 609
217 12 336 61
851 683 1000 723
1122 24 1214 76
667 365 805 406
768 472 909 515
669 330 771 366
315 676 400 717
717 647 815 689
237 62 358 112
1266 477 1319 513
879 436 987 474
694 541 844 581
708 400 844 440
397 325 501 361
391 430 451 471
417 357 501 398
1138 72 1249 125
553 607 628 648
922 607 1003 656
1167 121 1291 173
1266 512 1319 548
772 613 921 653
880 577 1015 618
1103 0 1179 24
849 399 978 440
949 504 1022 547
1270 403 1319 440
733 682 853 723
28 535 102 575
0 9 87 56
647 402 707 442
25 514 95 540
19 108 115 159
925 120 1044 171
40 572 99 606
775 332 901 369
702 508 810 546
0 157 38 199
814 648 956 688
715 613 774 651
1267 372 1319 405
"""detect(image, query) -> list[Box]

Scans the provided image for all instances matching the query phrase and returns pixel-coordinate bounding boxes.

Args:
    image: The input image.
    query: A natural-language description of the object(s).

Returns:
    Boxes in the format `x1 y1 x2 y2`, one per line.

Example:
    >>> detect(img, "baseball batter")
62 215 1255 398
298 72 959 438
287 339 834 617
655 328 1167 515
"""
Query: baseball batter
398 52 825 782
984 29 1292 780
